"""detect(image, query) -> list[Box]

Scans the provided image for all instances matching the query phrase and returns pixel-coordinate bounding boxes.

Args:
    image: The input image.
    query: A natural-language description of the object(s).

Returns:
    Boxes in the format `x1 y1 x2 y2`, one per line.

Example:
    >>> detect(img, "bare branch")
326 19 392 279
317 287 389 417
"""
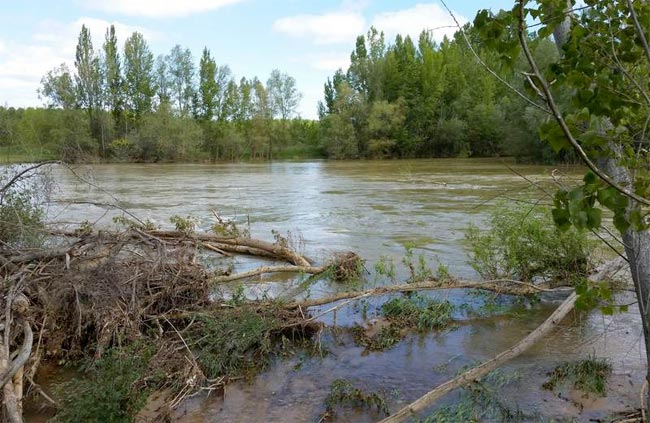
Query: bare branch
0 161 59 195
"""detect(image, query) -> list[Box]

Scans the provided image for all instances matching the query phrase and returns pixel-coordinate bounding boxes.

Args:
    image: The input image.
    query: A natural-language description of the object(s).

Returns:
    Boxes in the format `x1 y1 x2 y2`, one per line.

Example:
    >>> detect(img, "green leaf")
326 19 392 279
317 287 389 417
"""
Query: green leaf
613 213 630 233
600 305 614 315
552 208 571 231
540 121 570 152
583 171 598 185
629 209 646 231
586 207 602 229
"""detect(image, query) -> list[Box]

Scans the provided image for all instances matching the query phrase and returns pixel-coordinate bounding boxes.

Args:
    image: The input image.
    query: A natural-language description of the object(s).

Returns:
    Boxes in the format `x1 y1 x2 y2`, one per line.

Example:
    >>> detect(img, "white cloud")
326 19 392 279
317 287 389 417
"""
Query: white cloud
288 52 350 72
0 18 158 108
372 3 466 43
81 0 244 18
311 53 350 71
273 12 366 45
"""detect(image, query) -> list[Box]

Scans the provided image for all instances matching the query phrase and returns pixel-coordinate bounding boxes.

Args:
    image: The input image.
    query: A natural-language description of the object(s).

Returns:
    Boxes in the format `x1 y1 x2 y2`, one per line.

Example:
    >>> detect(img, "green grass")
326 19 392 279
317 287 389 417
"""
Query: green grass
352 294 455 352
52 344 157 423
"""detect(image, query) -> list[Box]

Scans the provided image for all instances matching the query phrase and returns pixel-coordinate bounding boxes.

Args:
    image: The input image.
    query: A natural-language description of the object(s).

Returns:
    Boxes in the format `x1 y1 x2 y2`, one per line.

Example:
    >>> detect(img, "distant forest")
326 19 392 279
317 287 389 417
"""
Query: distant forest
0 22 572 163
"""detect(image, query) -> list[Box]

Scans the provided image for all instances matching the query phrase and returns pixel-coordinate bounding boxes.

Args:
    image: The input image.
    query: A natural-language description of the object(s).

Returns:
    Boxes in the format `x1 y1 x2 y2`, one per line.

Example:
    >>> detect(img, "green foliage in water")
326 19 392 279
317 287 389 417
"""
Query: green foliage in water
352 294 454 351
169 214 197 234
381 294 454 331
351 324 403 351
466 204 594 284
321 379 389 420
52 344 157 423
402 244 434 284
418 369 529 423
186 305 307 380
543 357 612 396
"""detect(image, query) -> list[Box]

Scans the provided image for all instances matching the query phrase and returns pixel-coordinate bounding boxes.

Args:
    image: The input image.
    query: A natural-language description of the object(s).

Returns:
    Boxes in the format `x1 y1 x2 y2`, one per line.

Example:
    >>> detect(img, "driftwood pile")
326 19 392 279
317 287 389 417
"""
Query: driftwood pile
0 221 630 422
0 227 337 422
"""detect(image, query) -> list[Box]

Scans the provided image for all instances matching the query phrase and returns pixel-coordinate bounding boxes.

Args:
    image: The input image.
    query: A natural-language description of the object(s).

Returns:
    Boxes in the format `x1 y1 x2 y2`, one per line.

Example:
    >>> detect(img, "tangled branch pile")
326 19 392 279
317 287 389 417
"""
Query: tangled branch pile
0 227 325 422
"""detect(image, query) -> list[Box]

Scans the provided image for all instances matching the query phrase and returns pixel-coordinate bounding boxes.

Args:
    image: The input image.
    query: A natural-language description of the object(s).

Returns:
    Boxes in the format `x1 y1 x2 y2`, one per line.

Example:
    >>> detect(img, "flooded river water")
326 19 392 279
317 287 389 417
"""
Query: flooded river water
47 159 645 422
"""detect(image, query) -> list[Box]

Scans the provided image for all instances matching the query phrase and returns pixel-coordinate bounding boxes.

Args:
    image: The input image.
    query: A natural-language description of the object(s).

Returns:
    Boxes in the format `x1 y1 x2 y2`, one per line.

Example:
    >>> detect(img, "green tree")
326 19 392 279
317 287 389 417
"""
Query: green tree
123 32 155 122
103 25 123 136
476 0 650 401
167 45 195 117
367 100 405 158
196 47 218 121
74 25 105 154
266 69 302 120
39 64 77 110
154 54 171 105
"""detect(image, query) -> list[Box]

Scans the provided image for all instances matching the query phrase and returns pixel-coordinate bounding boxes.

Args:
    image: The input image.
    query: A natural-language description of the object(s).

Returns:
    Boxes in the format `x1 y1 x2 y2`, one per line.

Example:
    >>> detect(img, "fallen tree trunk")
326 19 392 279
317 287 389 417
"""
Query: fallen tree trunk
292 278 566 309
213 265 325 283
147 230 312 267
48 229 313 267
378 258 625 423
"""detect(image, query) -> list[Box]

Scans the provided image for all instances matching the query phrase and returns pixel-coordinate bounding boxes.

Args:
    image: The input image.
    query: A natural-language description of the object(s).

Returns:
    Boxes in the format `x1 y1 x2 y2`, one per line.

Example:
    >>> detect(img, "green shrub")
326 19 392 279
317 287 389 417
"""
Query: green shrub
0 189 45 248
52 344 156 423
322 379 389 420
465 203 595 284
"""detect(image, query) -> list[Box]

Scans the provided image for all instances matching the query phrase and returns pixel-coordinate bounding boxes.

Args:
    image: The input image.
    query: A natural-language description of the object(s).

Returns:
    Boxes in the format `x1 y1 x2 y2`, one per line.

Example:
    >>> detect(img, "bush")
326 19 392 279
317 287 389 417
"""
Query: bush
0 165 49 248
0 191 44 248
52 344 156 423
466 203 594 284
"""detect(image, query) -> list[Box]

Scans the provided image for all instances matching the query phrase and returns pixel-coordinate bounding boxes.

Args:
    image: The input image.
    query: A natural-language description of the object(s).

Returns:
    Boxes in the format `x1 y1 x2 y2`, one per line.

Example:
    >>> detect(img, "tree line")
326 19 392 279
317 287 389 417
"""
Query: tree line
318 26 572 162
1 25 317 162
0 23 573 163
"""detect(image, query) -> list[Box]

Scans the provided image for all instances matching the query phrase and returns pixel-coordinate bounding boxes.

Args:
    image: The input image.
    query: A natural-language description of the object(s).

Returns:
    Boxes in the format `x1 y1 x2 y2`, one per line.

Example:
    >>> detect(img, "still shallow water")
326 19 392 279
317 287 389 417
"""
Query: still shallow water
48 159 645 421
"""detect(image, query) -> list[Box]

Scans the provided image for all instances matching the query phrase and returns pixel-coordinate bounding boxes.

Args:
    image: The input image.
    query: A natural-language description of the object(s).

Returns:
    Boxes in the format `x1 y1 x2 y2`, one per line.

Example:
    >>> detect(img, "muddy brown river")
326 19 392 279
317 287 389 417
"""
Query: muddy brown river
44 159 645 422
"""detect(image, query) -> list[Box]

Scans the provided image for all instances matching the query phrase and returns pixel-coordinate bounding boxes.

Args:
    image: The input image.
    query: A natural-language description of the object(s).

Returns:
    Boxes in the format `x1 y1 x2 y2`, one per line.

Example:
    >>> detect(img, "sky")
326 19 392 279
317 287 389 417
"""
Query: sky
0 0 515 119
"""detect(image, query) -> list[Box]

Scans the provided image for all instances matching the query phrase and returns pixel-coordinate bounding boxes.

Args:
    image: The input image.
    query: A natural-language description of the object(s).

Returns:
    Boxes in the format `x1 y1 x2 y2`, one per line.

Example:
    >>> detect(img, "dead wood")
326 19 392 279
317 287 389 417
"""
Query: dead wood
378 258 625 423
292 278 561 309
213 265 325 283
146 230 312 267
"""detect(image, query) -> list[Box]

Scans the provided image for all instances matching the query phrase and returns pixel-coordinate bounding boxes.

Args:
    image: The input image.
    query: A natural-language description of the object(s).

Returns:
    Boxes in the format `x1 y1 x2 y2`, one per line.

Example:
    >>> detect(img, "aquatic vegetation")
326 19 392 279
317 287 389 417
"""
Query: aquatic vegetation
418 370 529 423
543 357 612 396
321 379 389 421
352 294 454 352
381 295 454 331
